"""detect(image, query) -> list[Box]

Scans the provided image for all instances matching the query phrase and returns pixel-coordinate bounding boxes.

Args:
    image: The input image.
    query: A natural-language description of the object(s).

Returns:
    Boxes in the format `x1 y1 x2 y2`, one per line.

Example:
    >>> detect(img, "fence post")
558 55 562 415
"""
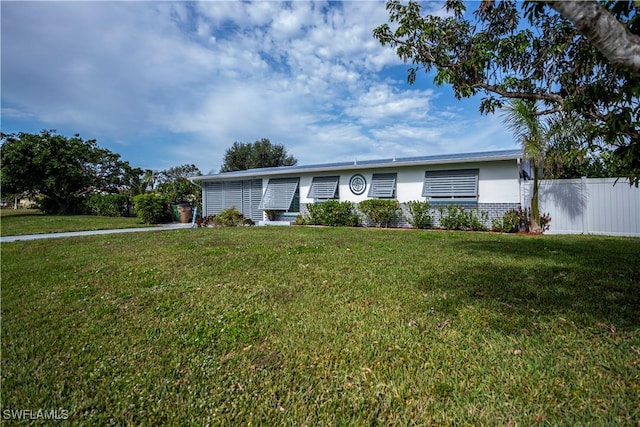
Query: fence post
581 176 588 234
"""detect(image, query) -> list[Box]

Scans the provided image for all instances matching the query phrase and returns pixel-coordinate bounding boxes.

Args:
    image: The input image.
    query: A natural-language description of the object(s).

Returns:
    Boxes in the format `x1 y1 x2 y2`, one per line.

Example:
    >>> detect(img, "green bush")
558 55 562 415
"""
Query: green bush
512 207 551 233
406 200 433 229
358 199 401 228
84 194 127 217
306 200 360 227
438 205 488 231
264 210 279 221
133 194 171 224
213 207 245 227
491 209 520 233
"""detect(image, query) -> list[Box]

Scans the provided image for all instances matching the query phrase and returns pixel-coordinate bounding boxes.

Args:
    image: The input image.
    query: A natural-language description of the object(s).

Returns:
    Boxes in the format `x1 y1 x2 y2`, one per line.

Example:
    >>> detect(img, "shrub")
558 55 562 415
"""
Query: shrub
491 209 521 233
358 199 401 228
264 210 279 221
295 214 307 225
513 208 551 233
406 200 433 229
133 194 171 224
438 205 488 231
306 200 360 227
213 207 245 227
84 194 127 217
540 212 552 232
198 211 254 227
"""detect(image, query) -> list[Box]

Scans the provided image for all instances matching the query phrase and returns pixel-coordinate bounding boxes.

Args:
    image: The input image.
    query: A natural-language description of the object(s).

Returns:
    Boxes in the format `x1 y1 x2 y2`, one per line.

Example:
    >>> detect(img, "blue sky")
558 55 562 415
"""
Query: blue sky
1 1 518 174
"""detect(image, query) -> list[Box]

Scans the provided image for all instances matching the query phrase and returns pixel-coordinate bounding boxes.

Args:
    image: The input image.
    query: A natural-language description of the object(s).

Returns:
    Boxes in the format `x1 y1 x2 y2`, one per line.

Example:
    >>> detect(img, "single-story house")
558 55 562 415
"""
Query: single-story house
191 149 526 227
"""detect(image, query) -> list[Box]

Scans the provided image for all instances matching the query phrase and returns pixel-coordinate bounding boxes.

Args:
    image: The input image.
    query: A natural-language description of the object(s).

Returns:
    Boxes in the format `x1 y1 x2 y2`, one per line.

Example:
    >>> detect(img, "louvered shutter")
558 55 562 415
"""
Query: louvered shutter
243 179 263 221
368 173 397 198
223 181 243 210
308 176 339 199
259 178 300 210
205 182 224 215
423 169 478 199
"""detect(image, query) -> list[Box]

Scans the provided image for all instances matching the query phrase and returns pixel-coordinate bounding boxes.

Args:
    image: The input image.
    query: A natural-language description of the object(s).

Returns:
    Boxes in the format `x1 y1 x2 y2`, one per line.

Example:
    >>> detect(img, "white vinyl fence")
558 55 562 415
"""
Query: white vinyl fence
522 177 640 237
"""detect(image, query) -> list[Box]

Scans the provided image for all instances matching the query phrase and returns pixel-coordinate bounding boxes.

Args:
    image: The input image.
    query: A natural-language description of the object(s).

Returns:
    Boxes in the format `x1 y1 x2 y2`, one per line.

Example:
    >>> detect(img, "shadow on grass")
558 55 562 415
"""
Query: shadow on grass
418 236 640 333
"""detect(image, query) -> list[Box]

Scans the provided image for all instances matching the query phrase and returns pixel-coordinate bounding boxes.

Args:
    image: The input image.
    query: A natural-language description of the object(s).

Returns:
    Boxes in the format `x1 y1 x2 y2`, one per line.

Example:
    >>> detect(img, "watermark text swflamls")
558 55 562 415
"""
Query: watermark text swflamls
2 408 69 421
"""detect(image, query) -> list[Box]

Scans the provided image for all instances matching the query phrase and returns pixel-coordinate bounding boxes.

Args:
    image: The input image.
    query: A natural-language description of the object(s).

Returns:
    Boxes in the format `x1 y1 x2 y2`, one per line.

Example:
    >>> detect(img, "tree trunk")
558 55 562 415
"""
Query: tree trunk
530 163 542 234
546 1 640 73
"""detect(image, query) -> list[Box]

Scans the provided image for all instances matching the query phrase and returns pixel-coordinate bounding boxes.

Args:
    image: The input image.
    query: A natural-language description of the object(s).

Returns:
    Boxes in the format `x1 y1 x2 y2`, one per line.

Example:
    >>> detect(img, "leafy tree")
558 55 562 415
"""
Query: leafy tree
373 0 639 183
155 164 202 207
0 130 133 214
543 141 631 179
220 138 297 172
157 180 201 205
121 167 147 197
157 164 201 184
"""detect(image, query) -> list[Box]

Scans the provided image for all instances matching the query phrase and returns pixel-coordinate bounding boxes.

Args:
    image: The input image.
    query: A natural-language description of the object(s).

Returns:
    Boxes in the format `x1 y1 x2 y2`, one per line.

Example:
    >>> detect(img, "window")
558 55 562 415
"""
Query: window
422 169 479 202
307 176 339 200
258 178 300 211
368 173 397 198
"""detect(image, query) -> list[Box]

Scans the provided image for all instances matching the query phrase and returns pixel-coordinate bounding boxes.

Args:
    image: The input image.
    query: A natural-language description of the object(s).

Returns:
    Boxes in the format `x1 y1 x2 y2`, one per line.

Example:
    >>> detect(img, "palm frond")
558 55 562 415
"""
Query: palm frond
501 100 545 164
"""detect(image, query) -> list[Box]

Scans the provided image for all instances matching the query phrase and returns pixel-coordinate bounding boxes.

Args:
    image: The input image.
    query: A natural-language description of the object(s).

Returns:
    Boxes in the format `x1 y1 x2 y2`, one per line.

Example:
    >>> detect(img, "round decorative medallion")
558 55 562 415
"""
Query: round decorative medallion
349 174 367 195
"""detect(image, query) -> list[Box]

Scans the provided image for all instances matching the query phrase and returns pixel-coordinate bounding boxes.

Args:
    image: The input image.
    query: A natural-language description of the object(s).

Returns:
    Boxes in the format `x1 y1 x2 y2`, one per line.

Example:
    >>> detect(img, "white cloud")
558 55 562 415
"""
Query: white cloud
345 84 434 125
1 0 514 173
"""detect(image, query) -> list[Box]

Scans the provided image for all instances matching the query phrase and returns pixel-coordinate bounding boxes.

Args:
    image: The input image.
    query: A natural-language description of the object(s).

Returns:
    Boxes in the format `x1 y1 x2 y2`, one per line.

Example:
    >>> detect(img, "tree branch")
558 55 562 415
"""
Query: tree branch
545 1 640 74
474 83 564 104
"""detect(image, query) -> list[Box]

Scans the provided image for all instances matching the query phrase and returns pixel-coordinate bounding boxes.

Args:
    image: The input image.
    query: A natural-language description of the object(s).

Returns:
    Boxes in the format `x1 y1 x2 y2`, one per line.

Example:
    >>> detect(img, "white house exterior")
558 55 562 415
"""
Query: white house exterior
192 149 524 227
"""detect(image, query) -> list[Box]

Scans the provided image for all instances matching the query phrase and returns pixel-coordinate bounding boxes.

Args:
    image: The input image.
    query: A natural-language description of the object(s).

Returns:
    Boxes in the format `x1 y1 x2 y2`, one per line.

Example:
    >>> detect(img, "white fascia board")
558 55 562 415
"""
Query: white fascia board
191 151 522 182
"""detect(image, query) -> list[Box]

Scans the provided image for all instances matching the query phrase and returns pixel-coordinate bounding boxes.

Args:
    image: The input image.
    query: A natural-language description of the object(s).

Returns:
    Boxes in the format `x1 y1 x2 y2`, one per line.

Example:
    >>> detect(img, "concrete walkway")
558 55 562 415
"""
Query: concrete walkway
0 223 193 243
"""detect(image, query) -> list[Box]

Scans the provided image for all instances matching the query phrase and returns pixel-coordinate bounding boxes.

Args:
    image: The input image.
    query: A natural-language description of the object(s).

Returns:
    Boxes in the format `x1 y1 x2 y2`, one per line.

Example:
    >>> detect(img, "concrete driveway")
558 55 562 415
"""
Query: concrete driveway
0 223 193 243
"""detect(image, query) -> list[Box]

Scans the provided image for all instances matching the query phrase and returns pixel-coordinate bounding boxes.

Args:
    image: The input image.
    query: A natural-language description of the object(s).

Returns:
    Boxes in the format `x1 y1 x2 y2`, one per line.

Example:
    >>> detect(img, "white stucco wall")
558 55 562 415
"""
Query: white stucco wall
295 159 520 205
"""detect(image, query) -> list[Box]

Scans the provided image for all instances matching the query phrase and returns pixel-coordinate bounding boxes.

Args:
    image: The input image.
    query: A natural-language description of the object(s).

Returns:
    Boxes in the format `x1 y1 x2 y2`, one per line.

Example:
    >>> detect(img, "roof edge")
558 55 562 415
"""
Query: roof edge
192 149 522 181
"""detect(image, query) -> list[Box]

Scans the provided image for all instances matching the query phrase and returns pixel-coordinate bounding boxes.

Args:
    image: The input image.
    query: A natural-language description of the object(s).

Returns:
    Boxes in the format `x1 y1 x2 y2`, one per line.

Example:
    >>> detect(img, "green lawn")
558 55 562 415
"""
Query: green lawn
1 227 639 425
0 209 149 236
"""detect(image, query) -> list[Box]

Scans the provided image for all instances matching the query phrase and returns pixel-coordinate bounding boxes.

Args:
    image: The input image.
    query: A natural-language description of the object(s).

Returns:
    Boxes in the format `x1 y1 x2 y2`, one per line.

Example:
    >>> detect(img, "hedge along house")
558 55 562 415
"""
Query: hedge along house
191 149 525 227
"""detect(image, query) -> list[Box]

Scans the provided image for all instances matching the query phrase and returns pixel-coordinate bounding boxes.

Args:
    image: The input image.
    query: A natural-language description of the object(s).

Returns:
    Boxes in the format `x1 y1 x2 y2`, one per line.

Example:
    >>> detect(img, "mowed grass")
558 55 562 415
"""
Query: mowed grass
1 227 639 425
0 209 148 236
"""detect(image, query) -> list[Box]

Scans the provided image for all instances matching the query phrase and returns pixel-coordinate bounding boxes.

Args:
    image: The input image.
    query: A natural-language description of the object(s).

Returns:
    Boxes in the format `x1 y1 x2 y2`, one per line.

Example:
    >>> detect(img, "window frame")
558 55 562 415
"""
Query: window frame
367 173 397 198
422 169 479 203
258 177 300 212
307 176 340 201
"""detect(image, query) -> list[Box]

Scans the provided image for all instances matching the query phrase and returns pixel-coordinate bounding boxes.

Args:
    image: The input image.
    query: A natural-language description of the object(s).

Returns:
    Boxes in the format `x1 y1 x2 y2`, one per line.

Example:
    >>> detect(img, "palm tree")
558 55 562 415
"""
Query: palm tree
543 112 606 179
141 169 159 192
502 100 547 233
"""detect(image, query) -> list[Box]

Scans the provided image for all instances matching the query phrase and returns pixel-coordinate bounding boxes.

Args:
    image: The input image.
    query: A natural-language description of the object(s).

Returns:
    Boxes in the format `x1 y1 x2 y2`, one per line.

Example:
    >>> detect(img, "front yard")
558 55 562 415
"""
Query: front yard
0 209 149 236
1 227 638 424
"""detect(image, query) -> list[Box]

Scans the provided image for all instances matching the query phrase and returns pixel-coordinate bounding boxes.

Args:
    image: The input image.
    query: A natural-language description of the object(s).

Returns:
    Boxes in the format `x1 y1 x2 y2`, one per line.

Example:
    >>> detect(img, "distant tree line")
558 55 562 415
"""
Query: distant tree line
0 131 299 217
0 130 203 215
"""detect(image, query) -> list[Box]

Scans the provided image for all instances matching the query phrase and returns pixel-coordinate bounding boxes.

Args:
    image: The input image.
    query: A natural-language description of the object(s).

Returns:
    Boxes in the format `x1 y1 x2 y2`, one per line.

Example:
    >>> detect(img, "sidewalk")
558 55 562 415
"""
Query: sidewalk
0 223 193 243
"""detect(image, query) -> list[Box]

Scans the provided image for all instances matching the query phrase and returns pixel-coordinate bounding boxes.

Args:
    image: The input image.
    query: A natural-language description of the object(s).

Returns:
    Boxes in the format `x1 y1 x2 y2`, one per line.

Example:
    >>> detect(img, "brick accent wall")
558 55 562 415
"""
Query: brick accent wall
477 203 522 227
430 203 521 229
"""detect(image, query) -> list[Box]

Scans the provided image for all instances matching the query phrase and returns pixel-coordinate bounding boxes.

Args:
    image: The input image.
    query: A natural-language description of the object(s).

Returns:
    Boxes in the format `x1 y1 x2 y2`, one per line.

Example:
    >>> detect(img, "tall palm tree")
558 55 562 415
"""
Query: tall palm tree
502 100 547 233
